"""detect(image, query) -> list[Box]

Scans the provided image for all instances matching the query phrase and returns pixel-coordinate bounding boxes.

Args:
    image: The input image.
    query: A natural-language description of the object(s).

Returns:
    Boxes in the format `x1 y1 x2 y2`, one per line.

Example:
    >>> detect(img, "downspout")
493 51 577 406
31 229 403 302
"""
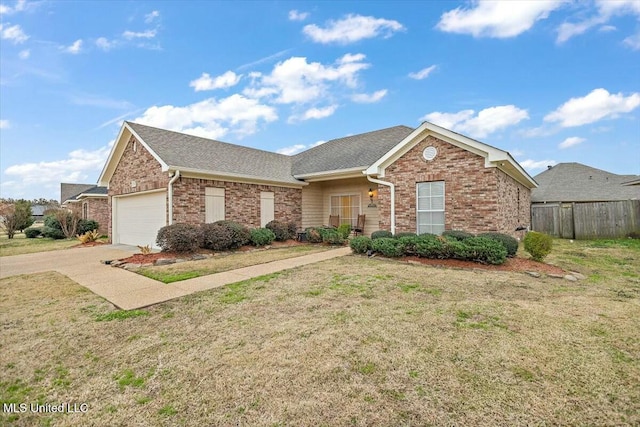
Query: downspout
167 170 180 225
366 175 395 235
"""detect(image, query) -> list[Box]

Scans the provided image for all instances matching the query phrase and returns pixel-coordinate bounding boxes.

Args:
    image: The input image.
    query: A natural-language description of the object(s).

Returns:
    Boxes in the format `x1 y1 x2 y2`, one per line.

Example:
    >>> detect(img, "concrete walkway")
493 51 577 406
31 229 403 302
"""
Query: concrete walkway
0 245 351 310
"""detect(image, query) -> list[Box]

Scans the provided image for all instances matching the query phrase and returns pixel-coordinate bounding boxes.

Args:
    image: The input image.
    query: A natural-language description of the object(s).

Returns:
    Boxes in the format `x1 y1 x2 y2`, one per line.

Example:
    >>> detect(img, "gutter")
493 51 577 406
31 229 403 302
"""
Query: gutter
167 170 180 225
366 175 396 235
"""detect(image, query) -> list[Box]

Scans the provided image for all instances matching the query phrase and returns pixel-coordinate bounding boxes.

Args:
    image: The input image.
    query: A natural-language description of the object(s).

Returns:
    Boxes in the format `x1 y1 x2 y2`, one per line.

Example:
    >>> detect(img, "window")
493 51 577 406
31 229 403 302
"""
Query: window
416 181 445 235
330 194 361 227
205 187 225 223
82 202 88 220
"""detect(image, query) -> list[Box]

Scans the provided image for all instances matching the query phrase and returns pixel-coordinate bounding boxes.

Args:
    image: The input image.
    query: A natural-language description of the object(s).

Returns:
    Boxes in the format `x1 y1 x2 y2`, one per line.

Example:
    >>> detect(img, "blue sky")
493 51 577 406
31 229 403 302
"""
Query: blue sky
1 0 639 201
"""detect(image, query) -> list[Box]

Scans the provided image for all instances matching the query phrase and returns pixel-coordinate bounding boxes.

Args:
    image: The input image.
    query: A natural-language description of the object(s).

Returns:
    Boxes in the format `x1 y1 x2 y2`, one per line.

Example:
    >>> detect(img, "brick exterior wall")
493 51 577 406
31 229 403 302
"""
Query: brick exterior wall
82 198 109 235
377 135 531 237
172 178 302 228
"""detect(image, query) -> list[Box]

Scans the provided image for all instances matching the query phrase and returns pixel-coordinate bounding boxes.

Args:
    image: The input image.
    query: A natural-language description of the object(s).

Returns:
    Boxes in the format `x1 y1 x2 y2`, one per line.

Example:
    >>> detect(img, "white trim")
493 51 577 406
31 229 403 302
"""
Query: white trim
328 193 362 227
416 181 445 235
75 193 107 200
176 167 307 188
167 170 180 225
112 188 167 198
367 175 395 235
294 166 366 182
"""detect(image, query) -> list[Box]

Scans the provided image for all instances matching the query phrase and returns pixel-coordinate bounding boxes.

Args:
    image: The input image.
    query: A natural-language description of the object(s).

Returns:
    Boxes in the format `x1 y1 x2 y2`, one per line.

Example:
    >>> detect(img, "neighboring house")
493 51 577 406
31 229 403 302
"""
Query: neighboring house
61 183 109 235
98 121 537 247
531 163 640 239
31 204 47 222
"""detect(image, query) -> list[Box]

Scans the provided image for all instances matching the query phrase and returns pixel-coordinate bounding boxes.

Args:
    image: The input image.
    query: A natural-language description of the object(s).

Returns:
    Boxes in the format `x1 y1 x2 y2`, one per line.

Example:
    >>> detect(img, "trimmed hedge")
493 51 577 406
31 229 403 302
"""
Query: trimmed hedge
371 237 405 257
442 230 474 241
201 221 250 251
305 227 324 243
250 228 276 246
266 220 292 241
523 231 553 261
78 219 99 235
394 232 417 239
415 234 445 258
371 230 393 240
350 236 372 254
41 226 65 240
478 232 519 257
156 223 200 252
337 224 351 239
25 227 42 238
322 228 344 245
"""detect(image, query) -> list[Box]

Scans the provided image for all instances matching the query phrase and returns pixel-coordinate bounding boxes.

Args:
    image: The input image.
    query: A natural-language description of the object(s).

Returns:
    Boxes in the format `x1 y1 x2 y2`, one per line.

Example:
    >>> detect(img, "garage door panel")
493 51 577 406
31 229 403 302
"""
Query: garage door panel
115 191 166 247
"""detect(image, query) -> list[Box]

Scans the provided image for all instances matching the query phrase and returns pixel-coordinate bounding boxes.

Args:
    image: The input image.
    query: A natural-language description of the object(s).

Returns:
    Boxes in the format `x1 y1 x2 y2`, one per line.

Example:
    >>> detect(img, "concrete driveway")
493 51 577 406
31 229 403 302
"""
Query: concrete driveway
0 244 352 310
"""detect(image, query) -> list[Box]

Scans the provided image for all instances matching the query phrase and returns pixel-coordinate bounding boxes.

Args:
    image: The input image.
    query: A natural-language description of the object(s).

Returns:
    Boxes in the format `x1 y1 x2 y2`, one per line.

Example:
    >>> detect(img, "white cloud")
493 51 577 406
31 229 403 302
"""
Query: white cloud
134 94 278 139
422 105 529 138
351 89 387 104
544 88 640 127
557 18 604 44
623 31 640 50
437 0 563 38
599 25 617 32
558 136 586 149
145 10 160 24
277 144 306 155
244 54 370 105
122 29 157 39
62 39 83 54
510 149 524 157
0 119 10 129
18 49 29 59
96 37 115 51
288 105 338 123
288 10 309 21
556 0 640 44
0 0 26 15
520 159 557 171
0 23 29 43
189 71 242 91
69 93 133 109
409 65 437 80
303 14 405 44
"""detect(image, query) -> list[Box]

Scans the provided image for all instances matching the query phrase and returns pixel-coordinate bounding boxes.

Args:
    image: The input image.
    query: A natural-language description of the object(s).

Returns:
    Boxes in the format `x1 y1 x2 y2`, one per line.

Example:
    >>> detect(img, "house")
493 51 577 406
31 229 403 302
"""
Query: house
531 163 640 238
31 204 48 222
60 183 109 235
98 121 537 247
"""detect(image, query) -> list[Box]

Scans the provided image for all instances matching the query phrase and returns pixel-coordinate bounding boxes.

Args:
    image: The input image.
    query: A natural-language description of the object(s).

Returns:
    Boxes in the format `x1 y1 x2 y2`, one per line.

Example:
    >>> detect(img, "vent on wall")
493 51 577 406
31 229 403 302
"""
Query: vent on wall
423 146 437 161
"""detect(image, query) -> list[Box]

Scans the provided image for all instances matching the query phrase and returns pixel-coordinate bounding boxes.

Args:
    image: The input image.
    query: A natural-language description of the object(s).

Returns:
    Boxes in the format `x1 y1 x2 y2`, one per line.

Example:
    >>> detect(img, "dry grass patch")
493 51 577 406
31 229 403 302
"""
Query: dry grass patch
0 240 639 426
136 244 332 283
0 234 79 257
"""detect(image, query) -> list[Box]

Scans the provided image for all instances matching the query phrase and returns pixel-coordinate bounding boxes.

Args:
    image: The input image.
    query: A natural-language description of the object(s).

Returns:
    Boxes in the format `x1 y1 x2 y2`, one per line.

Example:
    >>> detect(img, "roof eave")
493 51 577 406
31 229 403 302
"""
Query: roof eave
293 167 366 182
171 166 308 188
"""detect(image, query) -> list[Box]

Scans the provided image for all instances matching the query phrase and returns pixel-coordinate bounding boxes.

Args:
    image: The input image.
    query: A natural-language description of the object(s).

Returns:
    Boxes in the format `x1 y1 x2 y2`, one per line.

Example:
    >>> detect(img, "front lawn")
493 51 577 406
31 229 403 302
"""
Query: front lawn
1 238 638 425
0 233 81 256
135 244 333 283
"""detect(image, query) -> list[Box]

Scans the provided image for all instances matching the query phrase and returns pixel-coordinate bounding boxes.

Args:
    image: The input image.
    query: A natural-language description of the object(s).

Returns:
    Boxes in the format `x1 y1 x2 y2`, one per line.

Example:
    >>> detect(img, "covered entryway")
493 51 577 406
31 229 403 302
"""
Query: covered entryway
113 190 167 247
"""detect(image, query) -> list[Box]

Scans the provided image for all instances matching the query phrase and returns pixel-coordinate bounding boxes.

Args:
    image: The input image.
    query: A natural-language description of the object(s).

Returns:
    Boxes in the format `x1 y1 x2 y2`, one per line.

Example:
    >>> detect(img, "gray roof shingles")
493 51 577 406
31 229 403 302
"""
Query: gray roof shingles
531 163 640 202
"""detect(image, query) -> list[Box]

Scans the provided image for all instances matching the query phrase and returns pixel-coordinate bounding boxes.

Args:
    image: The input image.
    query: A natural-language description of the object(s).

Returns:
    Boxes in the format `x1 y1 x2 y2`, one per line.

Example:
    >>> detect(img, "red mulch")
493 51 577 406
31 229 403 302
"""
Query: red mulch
72 241 108 248
401 256 566 275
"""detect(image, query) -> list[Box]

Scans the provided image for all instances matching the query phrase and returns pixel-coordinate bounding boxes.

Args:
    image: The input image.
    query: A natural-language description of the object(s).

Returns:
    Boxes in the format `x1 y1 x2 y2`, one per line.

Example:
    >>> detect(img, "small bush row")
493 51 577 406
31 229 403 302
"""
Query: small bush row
265 220 297 241
25 215 100 240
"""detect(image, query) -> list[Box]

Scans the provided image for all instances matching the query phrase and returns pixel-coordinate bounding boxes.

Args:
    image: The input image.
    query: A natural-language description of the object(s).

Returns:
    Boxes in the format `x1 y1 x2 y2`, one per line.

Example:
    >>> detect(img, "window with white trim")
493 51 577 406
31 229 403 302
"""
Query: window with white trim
330 194 361 227
416 181 445 235
82 202 88 220
205 187 225 223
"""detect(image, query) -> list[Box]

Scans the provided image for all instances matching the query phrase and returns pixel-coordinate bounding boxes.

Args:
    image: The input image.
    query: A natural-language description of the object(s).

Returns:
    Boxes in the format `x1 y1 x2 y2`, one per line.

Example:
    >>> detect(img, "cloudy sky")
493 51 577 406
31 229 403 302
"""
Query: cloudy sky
1 0 639 200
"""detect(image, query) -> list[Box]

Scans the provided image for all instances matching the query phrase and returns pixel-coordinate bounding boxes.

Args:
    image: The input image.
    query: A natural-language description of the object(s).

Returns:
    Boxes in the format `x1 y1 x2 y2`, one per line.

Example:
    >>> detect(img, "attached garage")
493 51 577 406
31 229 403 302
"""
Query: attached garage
113 190 167 247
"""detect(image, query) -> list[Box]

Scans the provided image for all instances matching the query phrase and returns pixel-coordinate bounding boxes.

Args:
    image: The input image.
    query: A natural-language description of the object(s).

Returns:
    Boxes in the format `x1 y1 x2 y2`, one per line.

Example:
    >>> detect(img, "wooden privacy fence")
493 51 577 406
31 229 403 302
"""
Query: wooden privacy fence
531 200 640 239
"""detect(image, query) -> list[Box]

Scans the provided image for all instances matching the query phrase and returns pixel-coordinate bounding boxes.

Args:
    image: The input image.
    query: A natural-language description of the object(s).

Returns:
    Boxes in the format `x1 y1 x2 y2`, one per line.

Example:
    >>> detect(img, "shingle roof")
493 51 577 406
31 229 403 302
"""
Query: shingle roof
127 122 300 185
65 186 108 202
61 183 95 203
531 163 640 202
292 125 414 176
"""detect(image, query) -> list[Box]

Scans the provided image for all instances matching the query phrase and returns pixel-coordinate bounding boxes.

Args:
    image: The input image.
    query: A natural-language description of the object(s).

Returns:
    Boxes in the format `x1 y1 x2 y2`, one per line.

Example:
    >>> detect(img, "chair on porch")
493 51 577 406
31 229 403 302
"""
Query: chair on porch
329 215 340 228
353 214 366 236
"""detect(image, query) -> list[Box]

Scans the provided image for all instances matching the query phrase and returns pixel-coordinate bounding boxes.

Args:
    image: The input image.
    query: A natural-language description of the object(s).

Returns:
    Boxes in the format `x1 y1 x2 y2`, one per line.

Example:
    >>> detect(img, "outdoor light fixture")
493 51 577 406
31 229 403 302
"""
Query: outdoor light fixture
368 188 376 207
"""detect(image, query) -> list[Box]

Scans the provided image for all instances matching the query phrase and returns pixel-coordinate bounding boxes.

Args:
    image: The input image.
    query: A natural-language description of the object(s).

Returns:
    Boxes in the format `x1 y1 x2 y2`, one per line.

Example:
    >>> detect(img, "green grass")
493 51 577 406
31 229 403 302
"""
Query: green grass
114 369 146 390
94 310 149 322
0 233 80 256
138 270 200 283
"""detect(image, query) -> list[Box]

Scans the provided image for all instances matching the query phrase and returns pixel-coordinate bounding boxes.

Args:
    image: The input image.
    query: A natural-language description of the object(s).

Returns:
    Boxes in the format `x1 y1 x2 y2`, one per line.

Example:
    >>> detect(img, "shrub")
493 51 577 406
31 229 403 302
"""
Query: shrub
322 228 344 245
266 220 292 241
523 231 553 262
287 222 298 238
77 230 101 244
442 230 474 241
201 221 250 251
478 232 519 257
394 232 417 239
24 227 42 238
371 230 393 240
371 237 405 257
628 231 640 239
250 228 276 246
415 234 445 258
156 223 201 252
41 226 65 240
78 219 99 235
305 227 324 243
461 237 507 265
350 236 372 254
397 235 420 256
337 224 352 239
45 211 79 238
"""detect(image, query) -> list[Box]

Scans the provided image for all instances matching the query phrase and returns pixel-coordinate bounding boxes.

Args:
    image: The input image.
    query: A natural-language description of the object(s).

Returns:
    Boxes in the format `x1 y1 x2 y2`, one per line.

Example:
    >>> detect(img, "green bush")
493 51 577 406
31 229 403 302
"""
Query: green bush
394 232 417 239
266 220 292 241
371 230 393 240
397 235 420 256
460 237 507 265
78 219 99 235
322 228 344 245
337 224 352 239
287 222 298 238
24 227 42 238
41 226 66 240
305 227 323 243
442 230 474 241
156 223 200 252
250 228 276 246
350 236 372 254
415 234 445 258
478 232 519 257
201 221 250 251
371 237 405 257
44 215 61 230
523 231 553 261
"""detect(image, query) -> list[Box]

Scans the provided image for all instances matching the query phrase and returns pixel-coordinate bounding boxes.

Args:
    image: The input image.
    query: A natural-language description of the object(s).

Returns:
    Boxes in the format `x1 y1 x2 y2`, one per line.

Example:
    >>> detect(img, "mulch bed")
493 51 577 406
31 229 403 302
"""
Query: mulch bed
72 241 108 248
401 256 566 275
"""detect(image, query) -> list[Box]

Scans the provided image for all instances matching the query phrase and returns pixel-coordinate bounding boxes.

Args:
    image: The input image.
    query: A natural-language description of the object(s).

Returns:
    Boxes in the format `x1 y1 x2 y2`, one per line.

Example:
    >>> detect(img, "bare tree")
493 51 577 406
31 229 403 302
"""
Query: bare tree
0 202 19 239
54 210 80 238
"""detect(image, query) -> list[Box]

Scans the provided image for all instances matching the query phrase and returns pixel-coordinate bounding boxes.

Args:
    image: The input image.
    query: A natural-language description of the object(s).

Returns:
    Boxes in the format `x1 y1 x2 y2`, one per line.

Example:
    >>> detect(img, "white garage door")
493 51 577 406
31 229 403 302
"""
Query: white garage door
114 191 167 248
